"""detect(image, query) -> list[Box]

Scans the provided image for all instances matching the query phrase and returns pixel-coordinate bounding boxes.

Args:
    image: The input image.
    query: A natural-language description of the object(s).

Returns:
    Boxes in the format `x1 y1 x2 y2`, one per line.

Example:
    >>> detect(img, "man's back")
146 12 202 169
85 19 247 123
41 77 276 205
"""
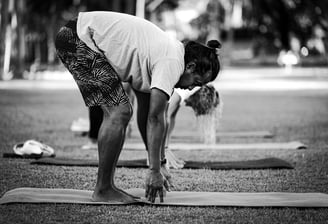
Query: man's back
77 11 184 94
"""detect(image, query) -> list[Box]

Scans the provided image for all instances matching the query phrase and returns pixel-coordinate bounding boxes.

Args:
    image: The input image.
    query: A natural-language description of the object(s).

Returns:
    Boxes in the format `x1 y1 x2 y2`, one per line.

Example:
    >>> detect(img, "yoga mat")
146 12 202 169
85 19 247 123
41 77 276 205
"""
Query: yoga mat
172 131 274 139
132 131 274 139
30 157 293 170
123 141 307 151
1 188 328 207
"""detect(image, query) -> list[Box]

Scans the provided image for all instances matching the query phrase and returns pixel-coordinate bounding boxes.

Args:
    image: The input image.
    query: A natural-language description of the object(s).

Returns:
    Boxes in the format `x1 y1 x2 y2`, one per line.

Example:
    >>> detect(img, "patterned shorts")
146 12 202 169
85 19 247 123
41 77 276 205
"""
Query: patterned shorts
55 19 129 107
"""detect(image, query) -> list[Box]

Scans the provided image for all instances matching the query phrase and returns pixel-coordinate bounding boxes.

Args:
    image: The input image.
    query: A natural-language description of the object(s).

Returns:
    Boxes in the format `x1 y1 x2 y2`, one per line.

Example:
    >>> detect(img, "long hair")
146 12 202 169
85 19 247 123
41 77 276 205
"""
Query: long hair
184 40 221 81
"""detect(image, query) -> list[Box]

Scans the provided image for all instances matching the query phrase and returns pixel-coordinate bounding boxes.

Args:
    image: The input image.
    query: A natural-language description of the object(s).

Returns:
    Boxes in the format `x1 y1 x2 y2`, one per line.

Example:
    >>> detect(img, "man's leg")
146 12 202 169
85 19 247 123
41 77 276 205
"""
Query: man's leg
133 90 150 149
92 102 137 202
55 19 136 202
87 84 133 147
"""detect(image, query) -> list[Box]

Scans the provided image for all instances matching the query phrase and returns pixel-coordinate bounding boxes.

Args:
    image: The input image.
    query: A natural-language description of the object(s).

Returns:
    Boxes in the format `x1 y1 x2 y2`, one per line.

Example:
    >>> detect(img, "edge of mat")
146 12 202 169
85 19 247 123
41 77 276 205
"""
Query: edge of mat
1 188 328 207
123 141 307 151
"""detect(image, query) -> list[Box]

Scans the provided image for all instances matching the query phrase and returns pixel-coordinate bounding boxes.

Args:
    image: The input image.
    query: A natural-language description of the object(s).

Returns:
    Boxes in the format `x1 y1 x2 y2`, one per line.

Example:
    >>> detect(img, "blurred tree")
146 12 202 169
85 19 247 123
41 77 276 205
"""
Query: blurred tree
189 0 234 64
0 0 137 80
145 0 180 28
190 0 225 44
25 0 136 65
0 0 10 80
0 0 26 80
25 0 83 66
190 0 328 59
248 0 328 55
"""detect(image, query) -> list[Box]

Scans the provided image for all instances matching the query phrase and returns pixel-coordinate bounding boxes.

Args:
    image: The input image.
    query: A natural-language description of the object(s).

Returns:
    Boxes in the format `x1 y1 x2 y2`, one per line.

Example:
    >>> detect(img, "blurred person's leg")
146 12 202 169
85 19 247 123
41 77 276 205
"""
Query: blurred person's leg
81 106 103 150
133 90 150 149
165 91 181 148
164 88 201 169
89 106 103 140
164 90 185 169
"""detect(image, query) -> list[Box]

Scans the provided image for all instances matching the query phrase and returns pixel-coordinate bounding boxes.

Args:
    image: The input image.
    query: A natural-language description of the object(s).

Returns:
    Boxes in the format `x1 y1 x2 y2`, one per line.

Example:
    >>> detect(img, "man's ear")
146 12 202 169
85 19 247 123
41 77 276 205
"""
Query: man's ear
186 61 196 72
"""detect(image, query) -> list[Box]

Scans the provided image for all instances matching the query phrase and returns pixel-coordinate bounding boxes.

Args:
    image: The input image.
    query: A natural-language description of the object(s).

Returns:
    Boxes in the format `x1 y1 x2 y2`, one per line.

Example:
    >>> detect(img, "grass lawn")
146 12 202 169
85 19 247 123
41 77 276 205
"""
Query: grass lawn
0 83 328 223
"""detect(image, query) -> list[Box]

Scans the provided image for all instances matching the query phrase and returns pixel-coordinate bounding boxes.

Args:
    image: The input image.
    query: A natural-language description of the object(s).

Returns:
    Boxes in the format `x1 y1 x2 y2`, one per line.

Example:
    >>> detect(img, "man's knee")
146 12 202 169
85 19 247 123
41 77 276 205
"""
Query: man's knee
102 103 133 125
118 103 133 124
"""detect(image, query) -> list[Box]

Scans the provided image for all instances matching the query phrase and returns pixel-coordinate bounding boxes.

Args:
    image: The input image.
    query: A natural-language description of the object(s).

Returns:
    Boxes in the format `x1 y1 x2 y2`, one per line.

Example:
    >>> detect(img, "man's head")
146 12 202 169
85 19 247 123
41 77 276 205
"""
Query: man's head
175 40 221 90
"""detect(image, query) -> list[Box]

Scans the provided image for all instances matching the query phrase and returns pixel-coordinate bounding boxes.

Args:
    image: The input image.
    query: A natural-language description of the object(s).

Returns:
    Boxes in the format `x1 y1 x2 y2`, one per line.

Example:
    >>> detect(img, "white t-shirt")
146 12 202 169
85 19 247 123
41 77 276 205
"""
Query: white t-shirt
76 11 185 97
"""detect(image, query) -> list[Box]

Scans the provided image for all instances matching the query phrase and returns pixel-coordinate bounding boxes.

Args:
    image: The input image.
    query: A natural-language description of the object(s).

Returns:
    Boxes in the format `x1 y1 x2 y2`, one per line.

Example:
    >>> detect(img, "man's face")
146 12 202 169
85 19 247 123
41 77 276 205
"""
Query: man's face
175 62 212 90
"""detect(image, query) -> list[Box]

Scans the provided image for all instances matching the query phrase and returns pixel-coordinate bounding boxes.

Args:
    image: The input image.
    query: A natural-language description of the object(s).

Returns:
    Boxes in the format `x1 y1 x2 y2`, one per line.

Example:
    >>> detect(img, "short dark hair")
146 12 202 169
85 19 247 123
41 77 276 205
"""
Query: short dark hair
184 40 221 82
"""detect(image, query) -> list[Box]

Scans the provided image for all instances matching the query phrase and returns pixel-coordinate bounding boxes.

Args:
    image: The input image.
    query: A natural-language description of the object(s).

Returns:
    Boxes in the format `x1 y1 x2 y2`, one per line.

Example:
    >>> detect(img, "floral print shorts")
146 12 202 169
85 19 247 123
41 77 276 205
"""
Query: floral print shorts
55 19 129 107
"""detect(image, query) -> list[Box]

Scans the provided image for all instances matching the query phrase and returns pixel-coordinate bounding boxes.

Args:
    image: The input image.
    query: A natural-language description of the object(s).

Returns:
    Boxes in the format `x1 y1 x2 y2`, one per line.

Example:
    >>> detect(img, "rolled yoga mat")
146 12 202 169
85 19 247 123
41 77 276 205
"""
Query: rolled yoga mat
123 141 307 151
30 157 293 170
3 153 44 159
1 187 328 207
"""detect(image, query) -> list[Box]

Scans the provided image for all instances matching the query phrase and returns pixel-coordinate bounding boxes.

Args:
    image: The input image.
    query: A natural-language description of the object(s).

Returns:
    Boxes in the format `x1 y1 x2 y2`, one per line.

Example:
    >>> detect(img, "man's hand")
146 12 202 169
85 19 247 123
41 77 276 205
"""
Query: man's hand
145 170 170 203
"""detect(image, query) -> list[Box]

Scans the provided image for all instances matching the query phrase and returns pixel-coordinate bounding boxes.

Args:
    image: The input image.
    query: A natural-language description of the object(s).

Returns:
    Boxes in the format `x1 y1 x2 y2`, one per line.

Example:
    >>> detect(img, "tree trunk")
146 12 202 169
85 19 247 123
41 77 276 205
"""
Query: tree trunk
207 0 221 42
47 3 57 64
136 0 145 18
47 15 56 64
0 0 10 80
275 0 290 50
14 0 25 78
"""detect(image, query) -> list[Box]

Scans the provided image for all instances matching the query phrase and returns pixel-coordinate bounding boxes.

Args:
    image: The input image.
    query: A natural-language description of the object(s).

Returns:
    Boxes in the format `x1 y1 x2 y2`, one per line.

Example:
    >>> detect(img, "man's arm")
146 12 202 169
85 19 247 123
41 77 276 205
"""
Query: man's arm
145 88 169 202
147 88 168 171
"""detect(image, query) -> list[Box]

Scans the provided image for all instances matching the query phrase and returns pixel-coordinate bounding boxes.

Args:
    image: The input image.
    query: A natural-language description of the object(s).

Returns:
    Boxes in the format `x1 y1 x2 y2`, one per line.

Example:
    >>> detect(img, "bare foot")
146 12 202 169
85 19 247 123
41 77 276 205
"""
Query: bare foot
92 188 138 203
